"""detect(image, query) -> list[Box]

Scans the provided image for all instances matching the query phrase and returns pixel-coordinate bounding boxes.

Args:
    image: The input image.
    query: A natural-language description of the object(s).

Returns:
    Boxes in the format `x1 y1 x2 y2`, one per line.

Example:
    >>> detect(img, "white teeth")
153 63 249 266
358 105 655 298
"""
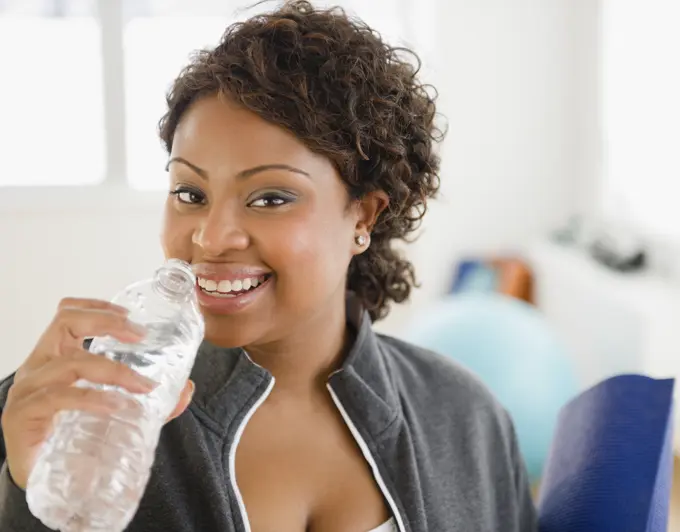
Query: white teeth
208 292 236 298
198 275 268 294
217 280 231 293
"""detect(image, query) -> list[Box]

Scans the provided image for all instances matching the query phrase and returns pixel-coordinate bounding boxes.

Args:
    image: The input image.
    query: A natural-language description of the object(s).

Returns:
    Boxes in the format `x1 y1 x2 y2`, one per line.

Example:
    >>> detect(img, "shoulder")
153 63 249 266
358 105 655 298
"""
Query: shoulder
375 333 537 530
377 333 502 411
376 333 515 441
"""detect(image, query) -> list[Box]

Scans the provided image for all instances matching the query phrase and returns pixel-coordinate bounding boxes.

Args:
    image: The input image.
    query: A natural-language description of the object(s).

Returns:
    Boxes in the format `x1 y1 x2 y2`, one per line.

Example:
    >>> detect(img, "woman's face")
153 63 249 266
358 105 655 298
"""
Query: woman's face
161 95 375 347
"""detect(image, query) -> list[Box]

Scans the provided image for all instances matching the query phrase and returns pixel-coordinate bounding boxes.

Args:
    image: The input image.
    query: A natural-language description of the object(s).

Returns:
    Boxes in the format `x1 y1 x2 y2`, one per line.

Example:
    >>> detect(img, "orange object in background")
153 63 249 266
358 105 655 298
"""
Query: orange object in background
492 258 534 304
450 256 534 305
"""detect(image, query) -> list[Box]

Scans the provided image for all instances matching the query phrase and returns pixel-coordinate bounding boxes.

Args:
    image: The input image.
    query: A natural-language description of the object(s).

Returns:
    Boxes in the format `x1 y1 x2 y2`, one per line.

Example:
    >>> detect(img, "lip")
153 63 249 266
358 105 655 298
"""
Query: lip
195 274 273 315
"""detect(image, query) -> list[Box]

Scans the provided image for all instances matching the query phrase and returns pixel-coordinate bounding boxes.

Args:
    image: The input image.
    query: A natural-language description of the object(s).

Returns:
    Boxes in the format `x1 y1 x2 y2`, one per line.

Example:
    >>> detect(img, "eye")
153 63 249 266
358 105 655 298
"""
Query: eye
248 192 296 208
169 186 206 205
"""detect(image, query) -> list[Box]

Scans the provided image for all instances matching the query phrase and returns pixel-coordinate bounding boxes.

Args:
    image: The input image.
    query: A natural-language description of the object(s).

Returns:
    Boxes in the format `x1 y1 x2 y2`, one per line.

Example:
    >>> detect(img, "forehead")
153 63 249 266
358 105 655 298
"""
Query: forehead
171 94 320 171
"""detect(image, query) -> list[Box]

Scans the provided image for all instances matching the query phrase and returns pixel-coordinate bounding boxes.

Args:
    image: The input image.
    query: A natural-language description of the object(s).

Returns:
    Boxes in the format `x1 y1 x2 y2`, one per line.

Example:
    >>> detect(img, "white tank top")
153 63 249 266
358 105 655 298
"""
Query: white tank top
367 518 396 532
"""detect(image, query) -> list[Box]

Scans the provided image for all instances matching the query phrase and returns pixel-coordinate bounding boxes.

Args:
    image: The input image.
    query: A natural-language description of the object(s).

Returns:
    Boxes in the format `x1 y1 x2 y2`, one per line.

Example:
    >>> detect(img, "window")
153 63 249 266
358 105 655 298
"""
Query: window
1 0 417 190
123 0 409 190
602 0 680 238
0 0 105 186
123 1 237 190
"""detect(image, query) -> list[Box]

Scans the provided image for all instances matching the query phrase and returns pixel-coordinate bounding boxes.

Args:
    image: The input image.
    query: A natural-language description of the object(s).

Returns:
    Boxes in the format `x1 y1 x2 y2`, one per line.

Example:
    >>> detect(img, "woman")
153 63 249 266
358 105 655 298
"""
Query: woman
0 2 536 531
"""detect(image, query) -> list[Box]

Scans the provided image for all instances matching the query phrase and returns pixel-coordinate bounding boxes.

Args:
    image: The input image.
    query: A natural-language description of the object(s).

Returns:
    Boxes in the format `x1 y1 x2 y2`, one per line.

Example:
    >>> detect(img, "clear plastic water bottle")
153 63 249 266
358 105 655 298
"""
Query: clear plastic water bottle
26 259 205 532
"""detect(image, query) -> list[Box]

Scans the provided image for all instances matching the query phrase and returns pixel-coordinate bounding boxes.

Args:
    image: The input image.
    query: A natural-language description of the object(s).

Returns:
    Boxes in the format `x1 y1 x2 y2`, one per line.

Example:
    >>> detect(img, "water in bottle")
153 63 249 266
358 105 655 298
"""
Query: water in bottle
26 259 205 532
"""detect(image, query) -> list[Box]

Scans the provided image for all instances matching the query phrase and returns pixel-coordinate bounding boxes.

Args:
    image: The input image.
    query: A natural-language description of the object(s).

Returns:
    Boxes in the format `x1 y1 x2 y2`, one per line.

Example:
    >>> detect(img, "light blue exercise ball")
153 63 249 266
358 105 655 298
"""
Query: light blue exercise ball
404 293 579 482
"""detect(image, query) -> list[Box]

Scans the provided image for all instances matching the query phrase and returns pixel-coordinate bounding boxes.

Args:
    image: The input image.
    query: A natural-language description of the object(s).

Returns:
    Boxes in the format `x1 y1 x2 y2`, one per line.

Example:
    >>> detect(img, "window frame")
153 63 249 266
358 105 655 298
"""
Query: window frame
0 0 425 213
0 0 131 212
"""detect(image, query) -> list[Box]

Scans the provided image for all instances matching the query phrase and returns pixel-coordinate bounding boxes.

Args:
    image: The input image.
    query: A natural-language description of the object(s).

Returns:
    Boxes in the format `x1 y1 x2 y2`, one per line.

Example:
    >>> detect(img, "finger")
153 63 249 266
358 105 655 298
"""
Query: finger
25 309 146 370
166 380 195 423
54 308 146 343
8 386 139 424
8 352 157 404
57 297 129 316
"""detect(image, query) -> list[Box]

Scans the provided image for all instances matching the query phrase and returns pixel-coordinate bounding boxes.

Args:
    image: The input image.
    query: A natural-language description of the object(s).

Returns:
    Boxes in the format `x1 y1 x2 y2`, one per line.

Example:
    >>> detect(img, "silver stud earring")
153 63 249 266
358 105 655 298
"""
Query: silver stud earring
355 234 367 247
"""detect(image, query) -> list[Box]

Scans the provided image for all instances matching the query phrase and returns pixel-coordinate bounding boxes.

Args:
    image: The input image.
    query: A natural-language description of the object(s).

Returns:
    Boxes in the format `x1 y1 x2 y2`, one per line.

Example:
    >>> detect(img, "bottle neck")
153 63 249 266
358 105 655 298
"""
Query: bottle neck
153 259 196 302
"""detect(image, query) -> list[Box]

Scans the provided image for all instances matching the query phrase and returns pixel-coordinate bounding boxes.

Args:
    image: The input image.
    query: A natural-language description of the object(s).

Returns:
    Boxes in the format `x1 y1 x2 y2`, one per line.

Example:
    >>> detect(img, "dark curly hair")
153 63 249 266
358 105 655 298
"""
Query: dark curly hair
159 0 442 321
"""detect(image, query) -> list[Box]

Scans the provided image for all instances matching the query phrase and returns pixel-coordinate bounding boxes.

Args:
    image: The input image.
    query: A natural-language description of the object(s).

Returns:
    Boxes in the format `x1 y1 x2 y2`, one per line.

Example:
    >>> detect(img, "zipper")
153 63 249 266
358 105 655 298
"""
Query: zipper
228 376 276 532
327 384 407 532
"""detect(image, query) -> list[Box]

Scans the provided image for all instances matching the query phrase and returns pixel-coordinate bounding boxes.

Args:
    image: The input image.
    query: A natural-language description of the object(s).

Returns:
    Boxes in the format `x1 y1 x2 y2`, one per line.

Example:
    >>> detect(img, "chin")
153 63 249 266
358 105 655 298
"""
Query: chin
202 314 270 349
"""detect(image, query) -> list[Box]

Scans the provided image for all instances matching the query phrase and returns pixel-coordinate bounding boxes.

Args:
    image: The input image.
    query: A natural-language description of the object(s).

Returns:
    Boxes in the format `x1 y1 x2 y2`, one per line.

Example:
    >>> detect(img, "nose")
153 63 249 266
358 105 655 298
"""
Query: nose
192 205 249 256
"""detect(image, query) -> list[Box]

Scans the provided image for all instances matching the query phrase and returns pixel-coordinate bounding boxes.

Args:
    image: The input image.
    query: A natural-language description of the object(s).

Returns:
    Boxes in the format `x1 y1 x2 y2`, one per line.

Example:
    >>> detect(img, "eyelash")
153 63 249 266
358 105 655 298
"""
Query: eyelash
169 187 205 205
248 192 295 208
168 188 296 208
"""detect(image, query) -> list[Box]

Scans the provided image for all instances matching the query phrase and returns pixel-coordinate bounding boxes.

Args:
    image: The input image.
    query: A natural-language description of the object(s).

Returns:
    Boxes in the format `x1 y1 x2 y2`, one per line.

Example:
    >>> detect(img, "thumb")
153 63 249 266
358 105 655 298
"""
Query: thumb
166 380 195 423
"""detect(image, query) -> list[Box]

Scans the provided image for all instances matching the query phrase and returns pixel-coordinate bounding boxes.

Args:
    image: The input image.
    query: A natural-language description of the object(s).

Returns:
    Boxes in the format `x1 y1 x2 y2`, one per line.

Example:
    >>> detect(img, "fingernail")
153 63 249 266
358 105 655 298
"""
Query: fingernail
137 375 159 391
110 305 130 316
188 381 195 402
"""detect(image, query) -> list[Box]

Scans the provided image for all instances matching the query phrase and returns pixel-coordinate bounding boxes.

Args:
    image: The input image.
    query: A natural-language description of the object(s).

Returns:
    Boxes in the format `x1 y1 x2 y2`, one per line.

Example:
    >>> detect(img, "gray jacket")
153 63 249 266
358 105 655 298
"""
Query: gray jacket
0 300 537 531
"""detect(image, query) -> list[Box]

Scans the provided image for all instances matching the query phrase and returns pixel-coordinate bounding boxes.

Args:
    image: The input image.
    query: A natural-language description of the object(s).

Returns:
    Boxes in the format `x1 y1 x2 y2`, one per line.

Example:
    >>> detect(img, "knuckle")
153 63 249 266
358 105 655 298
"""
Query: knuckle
114 362 133 380
62 345 84 359
6 368 37 404
73 386 91 400
14 366 27 381
5 382 18 404
62 358 87 382
80 387 104 403
33 386 52 400
13 366 34 386
0 407 12 429
111 314 130 329
57 297 76 311
53 306 75 325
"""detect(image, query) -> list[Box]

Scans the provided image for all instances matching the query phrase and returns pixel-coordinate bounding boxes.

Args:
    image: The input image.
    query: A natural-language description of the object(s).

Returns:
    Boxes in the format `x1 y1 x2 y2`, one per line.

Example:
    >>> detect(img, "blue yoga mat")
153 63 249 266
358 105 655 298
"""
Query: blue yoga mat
538 374 675 532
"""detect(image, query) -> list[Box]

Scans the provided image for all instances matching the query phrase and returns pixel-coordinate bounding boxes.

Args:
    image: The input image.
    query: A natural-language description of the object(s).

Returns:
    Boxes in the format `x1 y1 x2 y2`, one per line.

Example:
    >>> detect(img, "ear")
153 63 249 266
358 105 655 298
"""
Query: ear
351 190 389 252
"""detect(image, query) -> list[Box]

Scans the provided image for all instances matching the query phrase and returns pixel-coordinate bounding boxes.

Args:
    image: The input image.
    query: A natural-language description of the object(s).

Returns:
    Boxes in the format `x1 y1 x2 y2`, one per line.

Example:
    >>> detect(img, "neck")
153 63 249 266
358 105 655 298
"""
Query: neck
243 294 353 397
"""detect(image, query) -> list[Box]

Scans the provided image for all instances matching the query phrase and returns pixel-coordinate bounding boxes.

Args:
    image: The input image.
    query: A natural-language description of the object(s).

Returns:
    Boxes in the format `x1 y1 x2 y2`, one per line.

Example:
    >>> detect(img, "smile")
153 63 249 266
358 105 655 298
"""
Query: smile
195 273 273 314
197 274 271 298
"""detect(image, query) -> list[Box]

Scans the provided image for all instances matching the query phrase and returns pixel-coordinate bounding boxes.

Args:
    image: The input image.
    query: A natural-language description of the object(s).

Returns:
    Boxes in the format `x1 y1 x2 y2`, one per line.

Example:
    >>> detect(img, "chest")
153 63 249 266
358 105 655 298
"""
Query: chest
130 385 484 532
234 390 392 532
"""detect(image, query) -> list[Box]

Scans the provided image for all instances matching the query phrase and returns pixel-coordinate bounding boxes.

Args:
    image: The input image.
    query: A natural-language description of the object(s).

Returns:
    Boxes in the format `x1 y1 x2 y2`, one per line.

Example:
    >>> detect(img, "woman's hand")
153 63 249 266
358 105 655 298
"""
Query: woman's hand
1 297 195 490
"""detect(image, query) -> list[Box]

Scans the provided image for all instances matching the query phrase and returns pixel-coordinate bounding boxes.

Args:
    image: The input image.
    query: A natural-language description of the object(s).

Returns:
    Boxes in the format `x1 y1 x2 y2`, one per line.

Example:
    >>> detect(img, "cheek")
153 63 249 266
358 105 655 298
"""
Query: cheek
161 203 194 260
260 209 353 289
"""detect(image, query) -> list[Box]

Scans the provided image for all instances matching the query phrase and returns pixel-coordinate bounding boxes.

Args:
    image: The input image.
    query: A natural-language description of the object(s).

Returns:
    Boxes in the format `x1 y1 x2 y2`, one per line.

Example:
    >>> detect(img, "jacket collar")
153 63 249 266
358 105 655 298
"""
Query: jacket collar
189 294 401 439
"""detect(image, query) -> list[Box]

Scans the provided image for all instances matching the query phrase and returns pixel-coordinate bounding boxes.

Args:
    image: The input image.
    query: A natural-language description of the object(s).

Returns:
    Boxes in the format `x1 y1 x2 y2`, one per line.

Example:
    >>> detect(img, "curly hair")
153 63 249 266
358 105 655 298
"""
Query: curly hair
159 0 442 321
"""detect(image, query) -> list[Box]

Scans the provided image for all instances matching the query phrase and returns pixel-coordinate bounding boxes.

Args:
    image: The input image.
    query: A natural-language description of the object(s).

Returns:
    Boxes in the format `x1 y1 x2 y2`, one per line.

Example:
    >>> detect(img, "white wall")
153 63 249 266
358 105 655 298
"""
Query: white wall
0 190 166 378
0 0 601 378
382 0 601 332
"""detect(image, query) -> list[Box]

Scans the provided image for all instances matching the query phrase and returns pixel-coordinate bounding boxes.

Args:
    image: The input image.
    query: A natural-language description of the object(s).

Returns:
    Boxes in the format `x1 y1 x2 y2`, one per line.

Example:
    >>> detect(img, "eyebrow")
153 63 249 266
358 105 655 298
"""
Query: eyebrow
165 157 310 180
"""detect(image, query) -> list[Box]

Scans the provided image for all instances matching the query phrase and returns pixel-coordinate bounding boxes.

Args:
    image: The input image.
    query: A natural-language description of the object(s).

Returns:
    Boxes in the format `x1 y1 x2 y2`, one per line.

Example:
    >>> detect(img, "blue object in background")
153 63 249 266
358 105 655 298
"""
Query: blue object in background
450 259 498 293
538 375 675 532
404 293 579 482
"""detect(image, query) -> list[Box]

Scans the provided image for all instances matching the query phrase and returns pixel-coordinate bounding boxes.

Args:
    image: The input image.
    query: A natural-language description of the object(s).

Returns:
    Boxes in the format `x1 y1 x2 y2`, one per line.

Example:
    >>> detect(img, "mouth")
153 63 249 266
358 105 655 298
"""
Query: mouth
196 273 273 299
